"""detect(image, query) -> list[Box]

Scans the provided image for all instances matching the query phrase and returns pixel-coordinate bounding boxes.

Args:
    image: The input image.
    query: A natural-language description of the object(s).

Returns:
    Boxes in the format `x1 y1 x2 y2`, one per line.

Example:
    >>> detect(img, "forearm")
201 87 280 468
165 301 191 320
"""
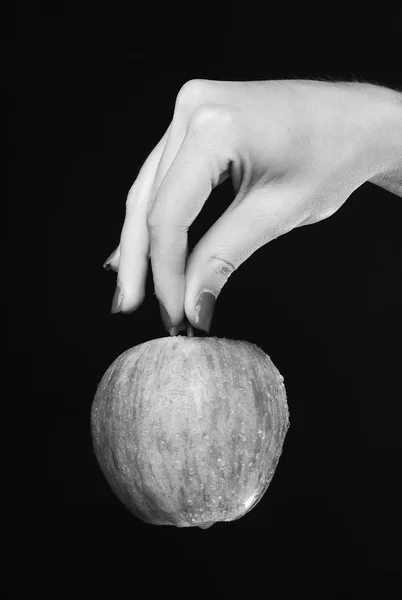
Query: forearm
367 86 402 197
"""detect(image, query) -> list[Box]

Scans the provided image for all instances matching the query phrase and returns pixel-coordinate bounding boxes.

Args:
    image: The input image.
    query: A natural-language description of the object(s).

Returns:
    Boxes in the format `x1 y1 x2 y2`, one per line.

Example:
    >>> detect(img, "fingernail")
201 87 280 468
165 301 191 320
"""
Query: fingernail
159 301 185 336
111 281 124 313
194 290 215 333
103 249 118 271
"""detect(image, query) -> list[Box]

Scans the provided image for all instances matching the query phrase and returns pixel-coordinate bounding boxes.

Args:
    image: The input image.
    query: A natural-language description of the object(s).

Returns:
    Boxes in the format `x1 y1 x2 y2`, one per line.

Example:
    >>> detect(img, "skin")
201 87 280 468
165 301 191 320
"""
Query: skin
105 78 402 331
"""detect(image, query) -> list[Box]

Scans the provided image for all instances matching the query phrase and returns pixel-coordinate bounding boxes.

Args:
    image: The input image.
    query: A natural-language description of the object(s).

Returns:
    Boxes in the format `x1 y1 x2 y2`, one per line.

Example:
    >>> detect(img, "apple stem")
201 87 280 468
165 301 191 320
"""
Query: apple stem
186 319 194 337
183 245 194 337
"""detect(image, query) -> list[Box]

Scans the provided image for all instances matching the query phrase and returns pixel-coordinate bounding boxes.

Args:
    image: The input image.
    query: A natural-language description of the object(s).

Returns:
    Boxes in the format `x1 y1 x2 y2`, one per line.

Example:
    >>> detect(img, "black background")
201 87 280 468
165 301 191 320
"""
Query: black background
7 1 402 592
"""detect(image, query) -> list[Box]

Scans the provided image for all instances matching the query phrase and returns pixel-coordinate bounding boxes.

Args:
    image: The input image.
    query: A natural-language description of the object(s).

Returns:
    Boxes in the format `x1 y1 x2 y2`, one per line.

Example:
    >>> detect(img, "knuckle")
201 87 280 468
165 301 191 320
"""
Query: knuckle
176 79 209 108
210 255 237 284
188 105 239 140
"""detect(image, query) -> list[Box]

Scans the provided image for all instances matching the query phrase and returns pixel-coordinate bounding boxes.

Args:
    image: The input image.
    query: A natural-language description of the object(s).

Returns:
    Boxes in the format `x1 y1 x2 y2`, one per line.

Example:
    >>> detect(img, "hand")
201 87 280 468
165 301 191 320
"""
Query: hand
104 78 402 333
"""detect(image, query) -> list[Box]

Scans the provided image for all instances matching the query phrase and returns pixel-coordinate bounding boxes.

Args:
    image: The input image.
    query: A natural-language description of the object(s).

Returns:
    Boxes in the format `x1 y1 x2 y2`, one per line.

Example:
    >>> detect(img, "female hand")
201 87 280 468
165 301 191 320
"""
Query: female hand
104 78 402 333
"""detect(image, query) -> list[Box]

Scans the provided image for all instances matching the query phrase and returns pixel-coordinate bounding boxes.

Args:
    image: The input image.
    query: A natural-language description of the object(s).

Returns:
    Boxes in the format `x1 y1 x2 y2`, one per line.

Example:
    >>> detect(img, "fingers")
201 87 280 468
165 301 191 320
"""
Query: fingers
147 108 236 329
108 86 206 315
111 125 171 313
105 82 235 327
102 80 209 277
184 183 311 330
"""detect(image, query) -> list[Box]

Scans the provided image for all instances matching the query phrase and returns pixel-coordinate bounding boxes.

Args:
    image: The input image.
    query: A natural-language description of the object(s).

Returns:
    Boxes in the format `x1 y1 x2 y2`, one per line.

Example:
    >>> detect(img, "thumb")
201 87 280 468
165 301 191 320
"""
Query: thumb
184 184 308 332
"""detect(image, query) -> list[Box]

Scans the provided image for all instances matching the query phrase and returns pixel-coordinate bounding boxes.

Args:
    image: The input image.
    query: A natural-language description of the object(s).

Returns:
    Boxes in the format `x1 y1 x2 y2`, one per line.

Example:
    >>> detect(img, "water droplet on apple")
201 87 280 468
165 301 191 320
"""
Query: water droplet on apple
199 522 214 529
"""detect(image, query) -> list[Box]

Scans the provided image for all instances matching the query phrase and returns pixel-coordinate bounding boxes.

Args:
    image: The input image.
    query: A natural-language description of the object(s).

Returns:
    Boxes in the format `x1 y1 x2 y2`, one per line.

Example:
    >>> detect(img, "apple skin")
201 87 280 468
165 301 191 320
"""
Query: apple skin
91 336 289 528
